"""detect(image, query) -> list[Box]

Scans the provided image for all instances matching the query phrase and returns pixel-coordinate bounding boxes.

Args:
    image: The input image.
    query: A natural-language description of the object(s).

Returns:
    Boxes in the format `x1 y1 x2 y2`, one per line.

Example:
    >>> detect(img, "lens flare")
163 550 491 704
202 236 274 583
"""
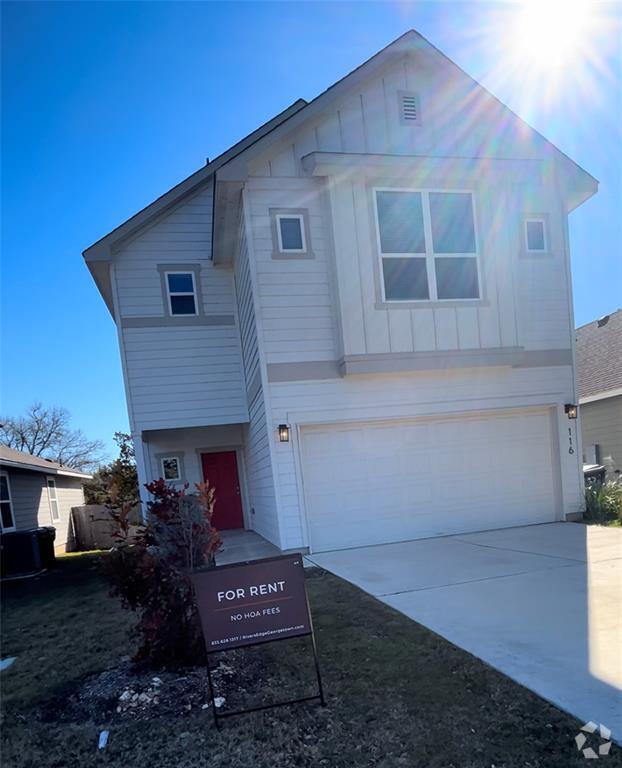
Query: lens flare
512 0 593 71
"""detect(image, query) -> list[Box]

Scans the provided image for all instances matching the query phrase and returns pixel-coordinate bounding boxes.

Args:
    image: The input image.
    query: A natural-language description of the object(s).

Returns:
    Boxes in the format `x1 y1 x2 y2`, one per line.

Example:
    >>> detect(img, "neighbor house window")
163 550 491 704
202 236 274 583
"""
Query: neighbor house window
161 456 181 482
375 189 480 302
165 272 198 316
46 477 61 523
276 214 306 253
524 218 547 253
0 472 15 531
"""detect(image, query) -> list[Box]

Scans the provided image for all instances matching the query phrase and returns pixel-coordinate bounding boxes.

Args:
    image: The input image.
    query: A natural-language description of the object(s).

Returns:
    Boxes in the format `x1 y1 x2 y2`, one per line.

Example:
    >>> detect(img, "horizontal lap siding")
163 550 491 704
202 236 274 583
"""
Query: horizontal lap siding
5 470 46 530
235 223 260 397
124 326 247 430
580 396 622 479
243 396 279 545
113 184 247 432
5 471 83 550
235 206 280 546
54 478 85 549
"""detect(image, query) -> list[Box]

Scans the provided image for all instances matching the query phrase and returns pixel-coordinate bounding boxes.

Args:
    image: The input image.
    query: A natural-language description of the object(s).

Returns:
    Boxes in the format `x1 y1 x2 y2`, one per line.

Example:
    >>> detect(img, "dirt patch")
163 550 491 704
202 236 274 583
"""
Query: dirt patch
39 657 244 724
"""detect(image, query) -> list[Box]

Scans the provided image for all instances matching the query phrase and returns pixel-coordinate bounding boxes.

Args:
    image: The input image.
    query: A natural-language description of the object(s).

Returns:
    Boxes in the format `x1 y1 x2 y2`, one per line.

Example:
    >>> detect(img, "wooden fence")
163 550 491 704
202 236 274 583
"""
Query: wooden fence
69 504 143 551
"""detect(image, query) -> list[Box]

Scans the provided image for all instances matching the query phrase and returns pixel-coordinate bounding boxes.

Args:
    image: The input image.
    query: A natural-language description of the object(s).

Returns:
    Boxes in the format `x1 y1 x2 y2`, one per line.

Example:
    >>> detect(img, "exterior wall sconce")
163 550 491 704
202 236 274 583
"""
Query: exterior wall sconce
564 404 578 419
278 424 291 442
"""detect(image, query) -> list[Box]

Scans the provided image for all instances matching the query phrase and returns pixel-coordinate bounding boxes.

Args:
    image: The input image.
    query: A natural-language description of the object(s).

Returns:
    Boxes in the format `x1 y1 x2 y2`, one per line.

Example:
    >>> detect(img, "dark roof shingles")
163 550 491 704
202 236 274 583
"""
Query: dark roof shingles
575 309 622 399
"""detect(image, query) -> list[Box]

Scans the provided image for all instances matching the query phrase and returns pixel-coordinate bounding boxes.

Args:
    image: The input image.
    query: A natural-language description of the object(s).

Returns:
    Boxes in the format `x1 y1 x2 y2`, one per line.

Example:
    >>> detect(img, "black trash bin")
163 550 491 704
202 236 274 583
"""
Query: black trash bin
37 526 56 569
0 526 56 578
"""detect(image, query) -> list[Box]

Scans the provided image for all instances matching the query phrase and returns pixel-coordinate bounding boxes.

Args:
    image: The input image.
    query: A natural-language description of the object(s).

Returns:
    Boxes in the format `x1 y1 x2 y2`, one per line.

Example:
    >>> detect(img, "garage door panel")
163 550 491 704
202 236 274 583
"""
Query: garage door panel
301 409 557 552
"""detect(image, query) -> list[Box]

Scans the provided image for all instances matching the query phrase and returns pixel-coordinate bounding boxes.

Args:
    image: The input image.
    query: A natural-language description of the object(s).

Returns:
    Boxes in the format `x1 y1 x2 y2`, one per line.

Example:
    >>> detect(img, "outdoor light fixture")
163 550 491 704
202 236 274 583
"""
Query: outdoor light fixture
278 424 290 442
564 404 578 419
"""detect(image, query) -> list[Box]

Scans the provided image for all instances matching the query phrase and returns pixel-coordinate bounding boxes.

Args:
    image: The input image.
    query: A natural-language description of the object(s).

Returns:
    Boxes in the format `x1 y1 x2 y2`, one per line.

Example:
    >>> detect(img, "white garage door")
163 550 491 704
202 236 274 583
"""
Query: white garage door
300 408 558 552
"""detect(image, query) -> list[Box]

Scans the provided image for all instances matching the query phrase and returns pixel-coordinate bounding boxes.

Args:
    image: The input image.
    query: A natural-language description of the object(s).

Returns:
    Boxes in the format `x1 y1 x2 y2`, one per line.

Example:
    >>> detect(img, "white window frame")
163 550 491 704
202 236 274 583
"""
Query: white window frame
46 476 61 524
160 456 182 482
523 217 548 253
373 187 481 304
164 271 199 317
275 214 307 253
0 471 16 532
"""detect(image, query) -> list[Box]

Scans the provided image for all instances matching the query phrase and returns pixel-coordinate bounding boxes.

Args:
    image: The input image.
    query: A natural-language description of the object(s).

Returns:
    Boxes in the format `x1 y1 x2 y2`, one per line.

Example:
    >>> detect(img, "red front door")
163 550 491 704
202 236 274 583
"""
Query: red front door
200 451 244 531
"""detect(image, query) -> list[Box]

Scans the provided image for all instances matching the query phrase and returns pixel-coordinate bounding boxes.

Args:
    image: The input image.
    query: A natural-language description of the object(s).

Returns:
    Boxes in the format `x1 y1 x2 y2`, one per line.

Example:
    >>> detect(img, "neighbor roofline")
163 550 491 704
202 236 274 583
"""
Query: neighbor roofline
579 387 622 405
0 458 93 480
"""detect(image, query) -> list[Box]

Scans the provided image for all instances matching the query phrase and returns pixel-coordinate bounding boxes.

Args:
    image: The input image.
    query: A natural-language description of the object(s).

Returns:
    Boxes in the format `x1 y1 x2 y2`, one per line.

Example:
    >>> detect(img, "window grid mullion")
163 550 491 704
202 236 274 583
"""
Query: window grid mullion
421 191 438 301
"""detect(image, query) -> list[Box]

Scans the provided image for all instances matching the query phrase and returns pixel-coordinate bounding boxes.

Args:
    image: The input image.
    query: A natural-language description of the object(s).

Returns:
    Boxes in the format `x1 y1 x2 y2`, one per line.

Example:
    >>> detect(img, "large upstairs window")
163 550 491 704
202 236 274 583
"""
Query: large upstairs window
374 189 480 302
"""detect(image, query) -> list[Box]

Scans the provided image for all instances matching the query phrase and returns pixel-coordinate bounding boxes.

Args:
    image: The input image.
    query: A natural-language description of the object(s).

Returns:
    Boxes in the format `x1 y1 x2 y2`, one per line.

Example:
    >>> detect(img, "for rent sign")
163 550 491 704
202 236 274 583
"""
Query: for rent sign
192 554 312 652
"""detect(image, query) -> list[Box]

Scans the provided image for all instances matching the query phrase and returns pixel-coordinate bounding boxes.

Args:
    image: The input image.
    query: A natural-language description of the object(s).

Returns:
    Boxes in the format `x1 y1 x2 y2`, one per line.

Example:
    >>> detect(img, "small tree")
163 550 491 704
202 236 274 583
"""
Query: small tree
84 432 139 508
104 479 221 665
0 402 105 471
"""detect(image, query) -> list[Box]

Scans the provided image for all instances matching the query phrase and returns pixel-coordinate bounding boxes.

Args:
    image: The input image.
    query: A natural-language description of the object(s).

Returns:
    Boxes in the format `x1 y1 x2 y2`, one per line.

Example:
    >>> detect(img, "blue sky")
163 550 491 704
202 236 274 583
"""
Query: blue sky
2 1 620 458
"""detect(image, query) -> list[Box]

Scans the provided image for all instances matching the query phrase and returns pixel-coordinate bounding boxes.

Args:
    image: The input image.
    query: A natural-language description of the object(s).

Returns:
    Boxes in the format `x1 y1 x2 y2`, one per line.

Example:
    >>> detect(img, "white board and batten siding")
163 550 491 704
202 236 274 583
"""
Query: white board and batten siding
112 185 248 433
234 211 280 545
247 54 572 358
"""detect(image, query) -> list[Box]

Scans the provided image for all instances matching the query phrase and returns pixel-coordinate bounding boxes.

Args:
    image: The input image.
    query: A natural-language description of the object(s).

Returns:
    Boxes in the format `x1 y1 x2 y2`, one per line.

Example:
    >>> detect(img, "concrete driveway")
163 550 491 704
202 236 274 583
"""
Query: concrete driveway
307 522 622 741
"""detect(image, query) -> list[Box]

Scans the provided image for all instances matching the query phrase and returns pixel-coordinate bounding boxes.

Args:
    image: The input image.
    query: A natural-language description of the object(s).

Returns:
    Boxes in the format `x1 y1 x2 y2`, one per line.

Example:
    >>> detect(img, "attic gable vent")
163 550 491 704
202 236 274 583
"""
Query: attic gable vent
399 91 421 126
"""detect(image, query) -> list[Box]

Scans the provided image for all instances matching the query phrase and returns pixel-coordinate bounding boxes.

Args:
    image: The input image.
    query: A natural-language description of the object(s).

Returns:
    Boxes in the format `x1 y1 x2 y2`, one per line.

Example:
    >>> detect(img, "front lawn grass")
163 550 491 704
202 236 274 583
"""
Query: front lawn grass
1 552 613 767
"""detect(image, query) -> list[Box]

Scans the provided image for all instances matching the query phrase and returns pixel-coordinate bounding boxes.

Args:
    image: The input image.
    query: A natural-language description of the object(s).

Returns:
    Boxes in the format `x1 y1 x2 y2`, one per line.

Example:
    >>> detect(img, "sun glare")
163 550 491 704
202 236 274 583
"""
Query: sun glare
512 0 592 70
474 0 618 115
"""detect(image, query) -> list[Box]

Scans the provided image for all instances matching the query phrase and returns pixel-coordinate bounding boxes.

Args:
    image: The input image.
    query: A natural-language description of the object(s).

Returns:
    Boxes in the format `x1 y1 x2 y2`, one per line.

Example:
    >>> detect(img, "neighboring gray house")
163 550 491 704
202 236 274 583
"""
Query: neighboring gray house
84 30 596 554
0 446 92 551
576 309 622 480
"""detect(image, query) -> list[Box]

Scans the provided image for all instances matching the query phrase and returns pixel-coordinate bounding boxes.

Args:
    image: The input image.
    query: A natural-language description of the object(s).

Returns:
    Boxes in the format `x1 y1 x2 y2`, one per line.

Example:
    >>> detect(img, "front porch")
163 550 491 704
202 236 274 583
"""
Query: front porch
215 529 280 565
138 422 284 554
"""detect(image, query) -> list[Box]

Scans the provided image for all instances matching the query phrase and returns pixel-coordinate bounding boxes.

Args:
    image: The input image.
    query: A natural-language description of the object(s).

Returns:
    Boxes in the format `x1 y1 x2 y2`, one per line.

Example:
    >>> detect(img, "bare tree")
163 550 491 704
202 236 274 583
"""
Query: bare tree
0 403 106 471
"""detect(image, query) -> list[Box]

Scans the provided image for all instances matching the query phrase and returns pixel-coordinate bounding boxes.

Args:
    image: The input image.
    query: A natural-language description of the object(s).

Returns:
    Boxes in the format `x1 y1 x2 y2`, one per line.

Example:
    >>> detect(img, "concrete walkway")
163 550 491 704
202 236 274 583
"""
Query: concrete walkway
307 522 622 741
215 530 280 566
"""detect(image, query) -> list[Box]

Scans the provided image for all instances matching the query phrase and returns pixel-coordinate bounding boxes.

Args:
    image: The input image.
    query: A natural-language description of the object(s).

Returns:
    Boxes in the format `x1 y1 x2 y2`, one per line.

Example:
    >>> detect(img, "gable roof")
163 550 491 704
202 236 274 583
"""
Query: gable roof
83 98 307 312
0 445 93 479
84 29 598 313
576 309 622 402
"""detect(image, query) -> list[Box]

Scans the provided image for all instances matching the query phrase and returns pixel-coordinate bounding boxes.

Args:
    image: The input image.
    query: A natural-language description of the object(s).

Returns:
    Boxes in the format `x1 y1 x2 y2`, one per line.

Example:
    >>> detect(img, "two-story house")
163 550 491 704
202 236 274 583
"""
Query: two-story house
84 30 596 554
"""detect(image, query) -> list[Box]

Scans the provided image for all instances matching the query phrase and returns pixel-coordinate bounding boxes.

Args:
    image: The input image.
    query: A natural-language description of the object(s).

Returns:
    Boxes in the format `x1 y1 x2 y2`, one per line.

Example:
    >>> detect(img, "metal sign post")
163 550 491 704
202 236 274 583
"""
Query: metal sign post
192 554 326 727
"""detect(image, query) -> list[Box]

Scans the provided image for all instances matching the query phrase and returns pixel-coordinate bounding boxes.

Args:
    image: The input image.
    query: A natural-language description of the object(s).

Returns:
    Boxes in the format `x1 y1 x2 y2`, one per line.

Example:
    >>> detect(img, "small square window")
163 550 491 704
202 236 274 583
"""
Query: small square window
276 215 306 252
524 219 547 252
165 271 198 316
161 457 181 482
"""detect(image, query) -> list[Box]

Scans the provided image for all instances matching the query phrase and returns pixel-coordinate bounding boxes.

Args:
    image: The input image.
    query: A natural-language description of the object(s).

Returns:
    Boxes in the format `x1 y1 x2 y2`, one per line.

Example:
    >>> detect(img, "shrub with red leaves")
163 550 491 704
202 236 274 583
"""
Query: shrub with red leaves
104 479 221 666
